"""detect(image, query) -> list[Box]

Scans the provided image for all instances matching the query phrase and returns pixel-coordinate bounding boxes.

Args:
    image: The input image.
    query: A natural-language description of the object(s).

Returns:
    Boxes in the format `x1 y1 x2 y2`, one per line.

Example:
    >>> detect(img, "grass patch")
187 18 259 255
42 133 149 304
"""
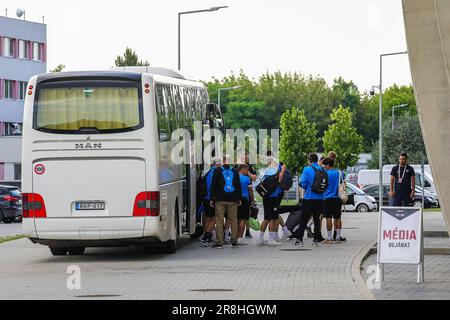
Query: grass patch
0 234 25 244
254 194 298 206
424 208 441 213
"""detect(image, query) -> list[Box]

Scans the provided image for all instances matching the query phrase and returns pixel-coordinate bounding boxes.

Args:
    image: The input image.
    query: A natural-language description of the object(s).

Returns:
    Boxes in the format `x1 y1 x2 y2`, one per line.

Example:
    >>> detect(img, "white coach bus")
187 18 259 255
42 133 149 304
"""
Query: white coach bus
22 67 223 255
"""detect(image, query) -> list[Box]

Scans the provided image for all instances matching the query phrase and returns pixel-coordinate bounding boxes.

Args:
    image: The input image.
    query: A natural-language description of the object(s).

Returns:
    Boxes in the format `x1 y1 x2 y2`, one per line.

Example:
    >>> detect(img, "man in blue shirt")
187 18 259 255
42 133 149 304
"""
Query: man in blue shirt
294 153 327 247
322 158 343 244
237 164 253 242
210 155 242 249
257 157 287 246
200 158 222 246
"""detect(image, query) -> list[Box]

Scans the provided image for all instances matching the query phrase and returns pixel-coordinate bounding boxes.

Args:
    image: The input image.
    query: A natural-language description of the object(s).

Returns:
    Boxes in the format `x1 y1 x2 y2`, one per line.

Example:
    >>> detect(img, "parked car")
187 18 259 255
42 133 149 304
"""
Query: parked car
357 169 435 194
344 183 378 213
362 184 439 209
0 186 22 223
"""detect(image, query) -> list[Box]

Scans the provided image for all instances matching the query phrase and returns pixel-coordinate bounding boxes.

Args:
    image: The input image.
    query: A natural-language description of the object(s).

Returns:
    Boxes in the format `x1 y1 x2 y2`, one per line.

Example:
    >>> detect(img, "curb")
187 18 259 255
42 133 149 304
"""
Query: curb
350 238 378 300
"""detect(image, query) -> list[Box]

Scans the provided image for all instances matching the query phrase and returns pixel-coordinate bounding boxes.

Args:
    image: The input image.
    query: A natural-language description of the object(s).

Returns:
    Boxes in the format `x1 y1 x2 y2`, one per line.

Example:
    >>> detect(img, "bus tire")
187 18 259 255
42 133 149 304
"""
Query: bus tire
49 247 68 256
163 205 179 254
68 247 85 256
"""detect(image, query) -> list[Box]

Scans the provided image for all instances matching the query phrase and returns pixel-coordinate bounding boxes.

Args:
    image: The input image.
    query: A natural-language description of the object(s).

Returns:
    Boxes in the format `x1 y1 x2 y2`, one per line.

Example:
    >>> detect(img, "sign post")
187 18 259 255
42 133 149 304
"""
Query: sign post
376 206 424 285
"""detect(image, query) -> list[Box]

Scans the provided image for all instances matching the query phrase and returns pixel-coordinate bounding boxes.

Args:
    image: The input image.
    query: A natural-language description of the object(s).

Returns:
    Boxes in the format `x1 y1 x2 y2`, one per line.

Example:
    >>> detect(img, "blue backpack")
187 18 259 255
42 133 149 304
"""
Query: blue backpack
205 169 215 199
221 167 236 193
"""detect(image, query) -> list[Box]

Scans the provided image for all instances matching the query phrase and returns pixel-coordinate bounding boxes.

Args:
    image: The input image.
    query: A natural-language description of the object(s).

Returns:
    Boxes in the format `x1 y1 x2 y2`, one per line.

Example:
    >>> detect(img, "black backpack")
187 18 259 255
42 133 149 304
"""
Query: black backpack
311 165 328 194
255 175 279 198
280 169 293 191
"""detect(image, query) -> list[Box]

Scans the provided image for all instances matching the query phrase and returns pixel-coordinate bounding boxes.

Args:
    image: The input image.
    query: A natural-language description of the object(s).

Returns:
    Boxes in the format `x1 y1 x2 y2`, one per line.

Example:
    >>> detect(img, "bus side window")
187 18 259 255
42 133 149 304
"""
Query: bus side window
156 84 170 141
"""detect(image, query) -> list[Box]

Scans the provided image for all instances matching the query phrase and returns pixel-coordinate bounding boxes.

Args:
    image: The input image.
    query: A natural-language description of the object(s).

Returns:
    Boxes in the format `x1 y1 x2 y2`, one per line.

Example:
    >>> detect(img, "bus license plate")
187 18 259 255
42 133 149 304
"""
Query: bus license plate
75 202 105 211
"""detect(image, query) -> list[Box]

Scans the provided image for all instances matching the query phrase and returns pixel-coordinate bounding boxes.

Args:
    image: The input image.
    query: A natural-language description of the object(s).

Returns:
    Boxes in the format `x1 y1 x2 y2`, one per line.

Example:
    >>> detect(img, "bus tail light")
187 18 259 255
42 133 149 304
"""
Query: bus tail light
22 193 47 218
133 192 160 217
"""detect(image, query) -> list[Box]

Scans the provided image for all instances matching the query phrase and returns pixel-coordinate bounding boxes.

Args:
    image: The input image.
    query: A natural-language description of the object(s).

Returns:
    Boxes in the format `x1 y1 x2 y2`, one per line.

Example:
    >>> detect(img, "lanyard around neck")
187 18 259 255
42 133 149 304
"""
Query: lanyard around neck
398 164 407 180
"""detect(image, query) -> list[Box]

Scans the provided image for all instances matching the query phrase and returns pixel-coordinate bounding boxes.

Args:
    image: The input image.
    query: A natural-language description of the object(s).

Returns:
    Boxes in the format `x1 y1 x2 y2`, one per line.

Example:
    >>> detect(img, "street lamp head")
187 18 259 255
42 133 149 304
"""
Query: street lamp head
209 6 228 11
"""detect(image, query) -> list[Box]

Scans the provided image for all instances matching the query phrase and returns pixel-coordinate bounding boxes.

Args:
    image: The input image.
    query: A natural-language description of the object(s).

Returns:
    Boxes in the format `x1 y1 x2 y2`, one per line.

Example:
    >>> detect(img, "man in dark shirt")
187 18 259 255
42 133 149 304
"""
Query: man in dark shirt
389 152 416 207
210 155 242 249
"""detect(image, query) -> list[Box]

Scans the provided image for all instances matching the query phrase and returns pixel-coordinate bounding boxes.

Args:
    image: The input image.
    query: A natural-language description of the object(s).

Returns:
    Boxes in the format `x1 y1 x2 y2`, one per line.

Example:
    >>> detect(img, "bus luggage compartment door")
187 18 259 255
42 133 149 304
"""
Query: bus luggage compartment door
32 158 146 219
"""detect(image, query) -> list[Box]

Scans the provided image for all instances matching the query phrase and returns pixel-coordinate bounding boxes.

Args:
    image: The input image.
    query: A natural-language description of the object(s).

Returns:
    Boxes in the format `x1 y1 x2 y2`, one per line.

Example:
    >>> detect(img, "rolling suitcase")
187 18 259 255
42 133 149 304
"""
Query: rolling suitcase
285 210 302 234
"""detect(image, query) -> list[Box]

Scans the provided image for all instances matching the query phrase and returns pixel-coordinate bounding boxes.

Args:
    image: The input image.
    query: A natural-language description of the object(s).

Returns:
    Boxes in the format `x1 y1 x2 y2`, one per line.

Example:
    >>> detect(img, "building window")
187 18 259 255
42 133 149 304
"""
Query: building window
18 40 29 59
4 80 15 99
19 81 27 100
4 123 22 136
33 42 42 61
3 38 14 57
14 164 22 181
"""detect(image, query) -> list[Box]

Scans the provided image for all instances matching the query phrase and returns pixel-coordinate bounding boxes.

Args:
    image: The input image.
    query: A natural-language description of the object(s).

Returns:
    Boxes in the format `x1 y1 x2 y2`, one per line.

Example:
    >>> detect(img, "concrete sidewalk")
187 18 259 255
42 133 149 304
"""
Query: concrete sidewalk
0 222 23 237
361 212 450 300
0 211 379 300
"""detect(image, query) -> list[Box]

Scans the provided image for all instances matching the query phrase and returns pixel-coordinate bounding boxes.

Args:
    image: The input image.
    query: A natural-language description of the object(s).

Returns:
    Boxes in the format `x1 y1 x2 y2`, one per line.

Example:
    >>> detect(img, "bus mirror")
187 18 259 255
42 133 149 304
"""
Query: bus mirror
206 103 217 116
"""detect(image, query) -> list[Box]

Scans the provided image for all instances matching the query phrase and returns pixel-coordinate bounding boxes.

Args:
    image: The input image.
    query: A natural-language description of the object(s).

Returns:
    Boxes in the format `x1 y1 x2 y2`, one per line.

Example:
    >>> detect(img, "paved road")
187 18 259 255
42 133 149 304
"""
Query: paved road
0 212 378 300
0 222 23 237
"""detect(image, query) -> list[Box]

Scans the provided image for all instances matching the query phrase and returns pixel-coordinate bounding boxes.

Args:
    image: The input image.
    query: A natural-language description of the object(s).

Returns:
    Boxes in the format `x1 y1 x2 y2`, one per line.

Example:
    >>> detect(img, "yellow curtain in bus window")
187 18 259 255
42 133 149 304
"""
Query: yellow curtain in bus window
36 87 140 130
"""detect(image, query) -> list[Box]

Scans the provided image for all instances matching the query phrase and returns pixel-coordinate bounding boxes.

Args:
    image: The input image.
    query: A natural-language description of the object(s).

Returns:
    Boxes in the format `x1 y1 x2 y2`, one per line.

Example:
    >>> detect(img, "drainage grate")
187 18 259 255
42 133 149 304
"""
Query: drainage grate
279 248 312 252
189 289 235 292
343 227 360 230
75 294 121 298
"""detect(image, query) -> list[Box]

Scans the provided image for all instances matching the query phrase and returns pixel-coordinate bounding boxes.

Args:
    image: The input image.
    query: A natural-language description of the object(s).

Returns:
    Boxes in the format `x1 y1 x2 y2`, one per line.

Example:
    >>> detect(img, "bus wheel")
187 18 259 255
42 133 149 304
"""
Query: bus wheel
68 248 85 256
163 210 178 254
49 247 68 256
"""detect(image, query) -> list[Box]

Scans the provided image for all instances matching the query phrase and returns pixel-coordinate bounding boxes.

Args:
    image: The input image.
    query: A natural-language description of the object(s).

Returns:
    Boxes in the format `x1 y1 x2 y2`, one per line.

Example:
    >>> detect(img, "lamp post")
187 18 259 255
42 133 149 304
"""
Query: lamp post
391 104 408 132
374 51 408 212
178 6 228 71
218 86 242 110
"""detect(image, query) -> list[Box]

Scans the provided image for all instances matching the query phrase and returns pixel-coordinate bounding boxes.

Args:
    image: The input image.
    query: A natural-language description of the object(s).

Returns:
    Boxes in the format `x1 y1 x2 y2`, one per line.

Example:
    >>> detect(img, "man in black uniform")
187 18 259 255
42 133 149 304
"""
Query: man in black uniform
389 152 416 207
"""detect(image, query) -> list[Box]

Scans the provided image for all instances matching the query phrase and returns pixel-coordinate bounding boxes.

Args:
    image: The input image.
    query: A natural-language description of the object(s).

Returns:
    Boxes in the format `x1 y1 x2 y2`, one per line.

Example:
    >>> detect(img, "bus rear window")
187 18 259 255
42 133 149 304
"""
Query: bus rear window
33 83 143 134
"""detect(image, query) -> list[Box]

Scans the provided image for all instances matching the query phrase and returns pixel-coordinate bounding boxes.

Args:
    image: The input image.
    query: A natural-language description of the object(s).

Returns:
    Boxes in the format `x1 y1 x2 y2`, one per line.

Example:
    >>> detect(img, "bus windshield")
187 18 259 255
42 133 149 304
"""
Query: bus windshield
33 82 143 134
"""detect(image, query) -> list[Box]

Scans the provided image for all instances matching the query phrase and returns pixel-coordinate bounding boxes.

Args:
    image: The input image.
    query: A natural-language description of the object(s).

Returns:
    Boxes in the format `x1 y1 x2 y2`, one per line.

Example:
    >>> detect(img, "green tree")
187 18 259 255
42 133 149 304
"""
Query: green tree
368 113 427 168
50 64 66 72
331 77 360 113
223 100 268 131
115 48 149 67
322 106 364 169
279 108 319 173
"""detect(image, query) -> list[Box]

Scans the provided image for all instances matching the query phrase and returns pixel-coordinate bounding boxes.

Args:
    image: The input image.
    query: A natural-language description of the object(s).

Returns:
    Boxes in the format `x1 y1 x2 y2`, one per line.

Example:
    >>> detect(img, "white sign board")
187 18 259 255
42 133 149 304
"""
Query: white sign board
378 207 423 264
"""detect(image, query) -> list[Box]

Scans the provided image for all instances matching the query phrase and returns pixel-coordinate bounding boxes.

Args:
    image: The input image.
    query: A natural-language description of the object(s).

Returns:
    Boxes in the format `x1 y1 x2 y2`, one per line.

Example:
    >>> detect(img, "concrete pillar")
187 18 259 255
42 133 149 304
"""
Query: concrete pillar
402 0 450 231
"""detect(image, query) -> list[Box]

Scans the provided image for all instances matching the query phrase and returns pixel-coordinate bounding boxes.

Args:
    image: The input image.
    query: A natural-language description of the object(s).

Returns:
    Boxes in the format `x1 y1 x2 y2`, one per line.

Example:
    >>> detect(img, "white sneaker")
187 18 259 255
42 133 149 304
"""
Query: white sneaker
293 240 304 247
239 238 248 245
281 230 293 242
268 240 281 246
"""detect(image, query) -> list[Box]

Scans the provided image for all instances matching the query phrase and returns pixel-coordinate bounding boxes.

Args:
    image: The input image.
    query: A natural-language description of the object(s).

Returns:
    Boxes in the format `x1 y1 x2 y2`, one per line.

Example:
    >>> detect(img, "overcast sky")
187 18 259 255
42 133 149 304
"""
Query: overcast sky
2 0 412 91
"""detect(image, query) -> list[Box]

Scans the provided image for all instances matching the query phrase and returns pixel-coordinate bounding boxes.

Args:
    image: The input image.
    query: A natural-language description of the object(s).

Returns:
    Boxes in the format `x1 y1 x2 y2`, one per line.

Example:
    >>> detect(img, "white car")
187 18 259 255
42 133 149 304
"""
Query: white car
344 183 378 213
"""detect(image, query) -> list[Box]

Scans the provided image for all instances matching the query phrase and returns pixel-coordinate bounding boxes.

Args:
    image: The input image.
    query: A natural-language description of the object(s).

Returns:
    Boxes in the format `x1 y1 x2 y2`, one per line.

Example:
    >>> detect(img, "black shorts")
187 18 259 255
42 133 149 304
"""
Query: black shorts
202 199 215 218
263 196 282 221
323 198 342 219
238 198 250 220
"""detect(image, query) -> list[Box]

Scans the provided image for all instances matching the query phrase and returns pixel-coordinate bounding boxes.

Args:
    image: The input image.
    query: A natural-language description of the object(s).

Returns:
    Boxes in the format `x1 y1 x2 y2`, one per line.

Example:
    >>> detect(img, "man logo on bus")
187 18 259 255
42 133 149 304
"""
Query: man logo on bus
34 164 46 175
